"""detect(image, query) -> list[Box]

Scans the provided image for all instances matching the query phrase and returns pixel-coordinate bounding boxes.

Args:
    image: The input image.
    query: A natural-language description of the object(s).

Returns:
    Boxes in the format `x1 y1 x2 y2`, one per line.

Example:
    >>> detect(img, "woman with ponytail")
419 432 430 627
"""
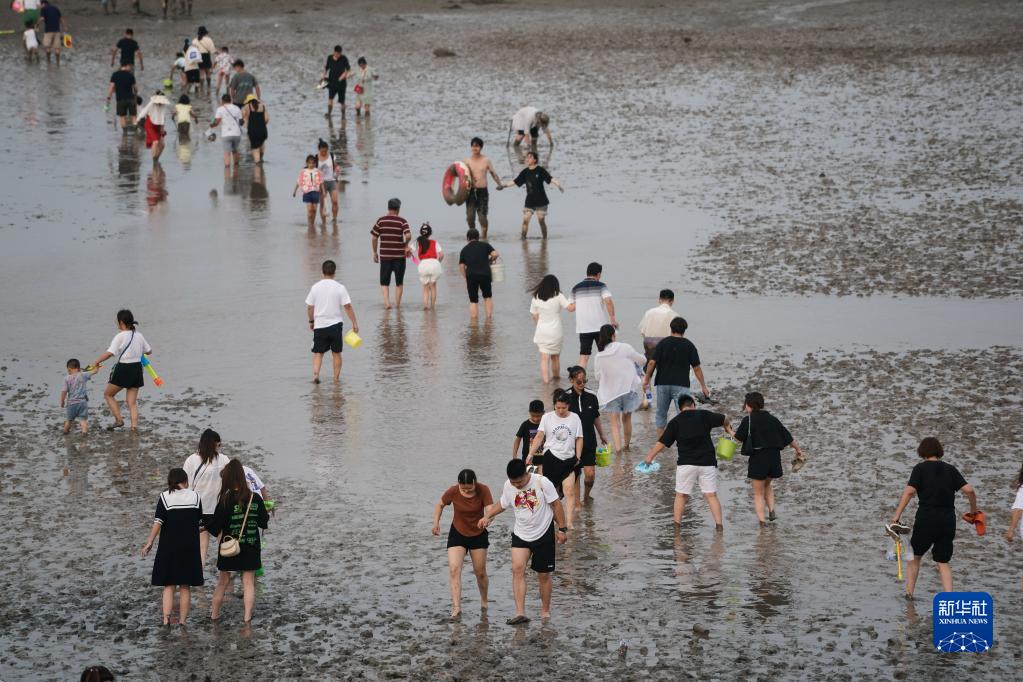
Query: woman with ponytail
432 468 493 618
183 428 231 567
415 222 444 310
91 308 153 431
593 324 645 453
140 468 203 625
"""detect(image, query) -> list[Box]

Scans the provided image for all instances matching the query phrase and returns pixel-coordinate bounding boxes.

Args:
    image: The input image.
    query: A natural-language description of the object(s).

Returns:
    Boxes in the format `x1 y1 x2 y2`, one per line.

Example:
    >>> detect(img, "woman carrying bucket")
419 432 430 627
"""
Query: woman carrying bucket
565 366 607 507
733 392 805 527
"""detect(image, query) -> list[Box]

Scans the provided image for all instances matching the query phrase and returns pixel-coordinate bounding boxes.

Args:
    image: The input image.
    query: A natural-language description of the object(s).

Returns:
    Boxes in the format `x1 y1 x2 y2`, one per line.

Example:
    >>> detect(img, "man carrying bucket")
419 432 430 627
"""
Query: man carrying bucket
642 394 732 532
305 259 359 384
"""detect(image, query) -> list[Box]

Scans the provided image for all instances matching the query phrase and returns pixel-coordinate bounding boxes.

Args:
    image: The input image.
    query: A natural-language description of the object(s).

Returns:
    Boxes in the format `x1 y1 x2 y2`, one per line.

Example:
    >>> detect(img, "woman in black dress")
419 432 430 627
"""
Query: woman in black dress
565 366 607 507
733 392 805 527
209 458 269 623
242 94 269 164
140 468 203 625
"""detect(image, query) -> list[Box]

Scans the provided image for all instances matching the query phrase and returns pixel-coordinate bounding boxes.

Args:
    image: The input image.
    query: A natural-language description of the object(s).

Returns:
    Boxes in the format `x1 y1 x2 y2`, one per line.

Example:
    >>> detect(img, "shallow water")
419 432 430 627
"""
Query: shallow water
1 1 1022 680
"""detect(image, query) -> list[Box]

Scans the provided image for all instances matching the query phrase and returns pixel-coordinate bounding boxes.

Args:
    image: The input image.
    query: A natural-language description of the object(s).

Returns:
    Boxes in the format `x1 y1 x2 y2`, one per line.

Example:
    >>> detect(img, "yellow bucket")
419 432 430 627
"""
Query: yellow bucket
716 437 737 461
595 444 611 467
343 330 362 348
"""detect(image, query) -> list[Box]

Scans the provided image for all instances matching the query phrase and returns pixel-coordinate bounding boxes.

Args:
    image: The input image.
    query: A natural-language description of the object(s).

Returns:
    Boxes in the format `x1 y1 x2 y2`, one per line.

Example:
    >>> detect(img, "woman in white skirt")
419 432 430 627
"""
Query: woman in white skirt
529 275 575 383
416 223 444 310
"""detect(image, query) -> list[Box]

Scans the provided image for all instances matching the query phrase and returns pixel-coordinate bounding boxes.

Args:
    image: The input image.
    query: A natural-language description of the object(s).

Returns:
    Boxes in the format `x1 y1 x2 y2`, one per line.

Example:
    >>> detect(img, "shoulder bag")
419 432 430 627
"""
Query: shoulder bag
218 492 254 558
109 329 135 383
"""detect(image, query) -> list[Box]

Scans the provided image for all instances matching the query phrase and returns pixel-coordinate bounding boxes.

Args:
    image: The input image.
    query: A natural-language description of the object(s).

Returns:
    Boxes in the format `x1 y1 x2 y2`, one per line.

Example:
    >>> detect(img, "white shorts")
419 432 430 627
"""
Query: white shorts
418 258 443 284
675 465 717 495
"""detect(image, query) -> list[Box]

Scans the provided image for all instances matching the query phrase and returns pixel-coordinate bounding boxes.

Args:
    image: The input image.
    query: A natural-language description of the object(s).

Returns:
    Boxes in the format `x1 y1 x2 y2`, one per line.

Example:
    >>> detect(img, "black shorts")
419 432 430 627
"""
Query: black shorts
200 514 215 531
379 258 406 286
910 514 956 563
311 322 344 354
327 82 346 103
511 524 556 573
747 450 783 481
109 362 144 389
517 126 540 140
186 69 200 84
542 453 578 498
579 331 601 356
576 443 597 468
200 53 213 71
116 99 138 117
447 525 489 551
465 274 492 303
466 188 489 218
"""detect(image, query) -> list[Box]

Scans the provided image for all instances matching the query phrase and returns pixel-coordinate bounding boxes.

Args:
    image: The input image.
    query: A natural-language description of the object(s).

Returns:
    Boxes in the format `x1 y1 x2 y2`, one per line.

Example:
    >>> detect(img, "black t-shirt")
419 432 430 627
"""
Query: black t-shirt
325 54 351 83
734 411 793 454
659 410 726 467
40 4 61 32
908 460 967 515
117 38 140 65
110 70 137 102
514 166 553 208
458 241 495 278
651 336 700 387
515 419 541 459
566 388 600 449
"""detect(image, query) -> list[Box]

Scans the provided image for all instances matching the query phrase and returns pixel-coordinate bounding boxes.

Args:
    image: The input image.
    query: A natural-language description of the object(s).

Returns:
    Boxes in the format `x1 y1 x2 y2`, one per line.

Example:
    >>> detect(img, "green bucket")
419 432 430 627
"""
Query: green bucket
595 444 611 467
716 437 737 461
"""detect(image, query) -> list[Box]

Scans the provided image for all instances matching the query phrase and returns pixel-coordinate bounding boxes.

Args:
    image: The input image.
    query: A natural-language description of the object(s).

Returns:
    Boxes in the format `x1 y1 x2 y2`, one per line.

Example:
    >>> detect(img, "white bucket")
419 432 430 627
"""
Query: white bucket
490 261 505 283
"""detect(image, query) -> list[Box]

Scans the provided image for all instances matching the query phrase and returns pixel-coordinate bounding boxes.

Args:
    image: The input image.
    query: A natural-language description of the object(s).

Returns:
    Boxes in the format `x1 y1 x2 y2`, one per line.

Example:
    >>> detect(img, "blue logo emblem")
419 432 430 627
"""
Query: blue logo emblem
933 592 993 652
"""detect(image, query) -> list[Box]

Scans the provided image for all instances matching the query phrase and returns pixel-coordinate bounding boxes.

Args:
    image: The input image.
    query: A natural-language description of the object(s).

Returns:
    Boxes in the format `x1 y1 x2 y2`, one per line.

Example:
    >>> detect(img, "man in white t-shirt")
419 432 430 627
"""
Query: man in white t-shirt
479 459 567 625
210 93 243 168
304 259 359 383
638 288 681 358
509 106 553 147
526 390 582 529
569 261 618 368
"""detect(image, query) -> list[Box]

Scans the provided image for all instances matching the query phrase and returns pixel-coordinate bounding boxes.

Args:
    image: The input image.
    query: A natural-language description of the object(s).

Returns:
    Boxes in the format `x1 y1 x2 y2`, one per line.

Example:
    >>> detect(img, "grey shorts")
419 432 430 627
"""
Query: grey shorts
66 401 89 422
323 180 338 193
524 205 548 219
223 136 241 152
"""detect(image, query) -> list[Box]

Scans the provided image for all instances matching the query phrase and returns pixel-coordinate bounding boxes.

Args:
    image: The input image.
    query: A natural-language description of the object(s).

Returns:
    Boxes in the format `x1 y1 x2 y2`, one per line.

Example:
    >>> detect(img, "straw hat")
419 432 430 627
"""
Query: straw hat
244 94 258 104
150 91 169 105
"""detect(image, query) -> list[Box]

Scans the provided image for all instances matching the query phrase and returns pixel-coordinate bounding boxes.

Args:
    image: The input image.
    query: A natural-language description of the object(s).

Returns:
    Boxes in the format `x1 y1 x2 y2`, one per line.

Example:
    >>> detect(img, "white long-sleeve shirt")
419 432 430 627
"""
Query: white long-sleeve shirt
136 101 167 126
594 341 646 406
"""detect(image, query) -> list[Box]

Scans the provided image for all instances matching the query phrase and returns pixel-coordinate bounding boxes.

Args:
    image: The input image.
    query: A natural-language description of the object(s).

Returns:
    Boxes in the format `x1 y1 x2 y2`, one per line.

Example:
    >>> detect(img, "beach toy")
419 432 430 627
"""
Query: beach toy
315 78 328 90
140 355 163 387
962 510 986 536
595 444 611 468
715 437 737 461
62 33 72 49
490 260 505 283
635 461 661 474
162 78 173 89
894 537 903 581
343 329 362 348
10 1 22 12
441 162 471 206
206 130 216 142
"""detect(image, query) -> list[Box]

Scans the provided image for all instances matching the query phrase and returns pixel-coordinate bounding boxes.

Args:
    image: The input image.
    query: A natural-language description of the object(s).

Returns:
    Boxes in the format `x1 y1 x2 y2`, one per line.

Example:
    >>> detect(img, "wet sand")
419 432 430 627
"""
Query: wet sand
1 0 1022 679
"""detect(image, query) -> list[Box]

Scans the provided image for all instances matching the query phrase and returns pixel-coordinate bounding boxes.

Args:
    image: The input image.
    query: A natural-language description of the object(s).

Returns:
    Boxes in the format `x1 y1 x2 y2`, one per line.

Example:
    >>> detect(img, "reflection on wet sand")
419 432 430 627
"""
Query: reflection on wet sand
375 309 409 378
460 320 495 381
247 164 270 217
146 162 168 212
747 527 792 617
113 134 141 199
62 440 90 497
521 239 550 288
326 117 351 186
175 132 193 168
354 116 375 180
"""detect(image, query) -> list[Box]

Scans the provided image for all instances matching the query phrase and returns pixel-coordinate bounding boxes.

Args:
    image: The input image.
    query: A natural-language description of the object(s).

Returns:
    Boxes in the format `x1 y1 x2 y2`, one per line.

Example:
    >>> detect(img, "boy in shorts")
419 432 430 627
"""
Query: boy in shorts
513 400 545 473
60 359 99 434
23 21 39 61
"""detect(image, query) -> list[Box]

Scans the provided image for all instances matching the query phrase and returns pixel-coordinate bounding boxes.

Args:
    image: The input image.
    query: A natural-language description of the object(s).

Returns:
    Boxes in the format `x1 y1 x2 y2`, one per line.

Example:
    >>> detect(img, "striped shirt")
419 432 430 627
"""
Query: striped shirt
570 278 612 334
371 215 412 260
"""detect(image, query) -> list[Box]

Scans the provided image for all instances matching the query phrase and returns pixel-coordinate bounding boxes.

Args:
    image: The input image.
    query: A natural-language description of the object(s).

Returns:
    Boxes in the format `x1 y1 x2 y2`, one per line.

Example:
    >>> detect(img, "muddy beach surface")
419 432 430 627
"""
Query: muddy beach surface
1 0 1022 679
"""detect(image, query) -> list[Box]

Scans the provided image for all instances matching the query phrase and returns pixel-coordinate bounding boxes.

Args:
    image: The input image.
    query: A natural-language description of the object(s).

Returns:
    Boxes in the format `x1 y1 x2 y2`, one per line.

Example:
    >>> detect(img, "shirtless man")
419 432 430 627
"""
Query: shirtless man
463 137 503 241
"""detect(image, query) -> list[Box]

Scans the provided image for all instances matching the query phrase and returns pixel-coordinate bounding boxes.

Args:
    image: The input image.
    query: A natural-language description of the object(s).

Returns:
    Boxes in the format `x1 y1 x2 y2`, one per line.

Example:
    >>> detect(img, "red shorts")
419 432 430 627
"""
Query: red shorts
144 117 165 148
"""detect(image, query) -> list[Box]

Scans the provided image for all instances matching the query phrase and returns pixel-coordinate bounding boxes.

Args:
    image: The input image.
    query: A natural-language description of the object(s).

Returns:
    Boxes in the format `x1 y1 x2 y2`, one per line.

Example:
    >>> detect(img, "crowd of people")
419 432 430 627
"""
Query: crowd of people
34 8 1020 642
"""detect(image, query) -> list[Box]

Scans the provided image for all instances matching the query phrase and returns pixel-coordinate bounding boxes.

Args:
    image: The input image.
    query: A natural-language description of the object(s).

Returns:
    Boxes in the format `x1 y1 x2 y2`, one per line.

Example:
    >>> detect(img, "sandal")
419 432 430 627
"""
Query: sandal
106 421 125 431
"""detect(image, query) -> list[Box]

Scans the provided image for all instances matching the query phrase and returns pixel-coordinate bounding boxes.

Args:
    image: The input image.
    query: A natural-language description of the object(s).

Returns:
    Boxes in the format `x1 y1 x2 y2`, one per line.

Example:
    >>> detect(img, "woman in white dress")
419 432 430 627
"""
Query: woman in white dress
529 275 575 383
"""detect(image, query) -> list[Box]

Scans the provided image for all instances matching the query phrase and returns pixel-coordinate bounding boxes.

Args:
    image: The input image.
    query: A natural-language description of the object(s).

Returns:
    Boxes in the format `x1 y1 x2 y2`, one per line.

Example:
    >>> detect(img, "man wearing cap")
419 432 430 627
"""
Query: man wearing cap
509 106 553 147
322 45 351 119
228 59 260 107
370 198 412 309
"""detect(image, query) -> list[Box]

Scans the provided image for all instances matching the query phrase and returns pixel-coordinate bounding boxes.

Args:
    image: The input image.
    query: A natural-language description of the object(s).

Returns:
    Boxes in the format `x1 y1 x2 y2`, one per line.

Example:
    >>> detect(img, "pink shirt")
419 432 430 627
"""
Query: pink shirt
298 168 322 194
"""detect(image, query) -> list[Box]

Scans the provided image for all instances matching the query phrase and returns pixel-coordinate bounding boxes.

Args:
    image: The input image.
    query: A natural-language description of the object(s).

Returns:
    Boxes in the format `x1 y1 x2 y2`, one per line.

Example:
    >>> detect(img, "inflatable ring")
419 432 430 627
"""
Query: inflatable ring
442 162 471 206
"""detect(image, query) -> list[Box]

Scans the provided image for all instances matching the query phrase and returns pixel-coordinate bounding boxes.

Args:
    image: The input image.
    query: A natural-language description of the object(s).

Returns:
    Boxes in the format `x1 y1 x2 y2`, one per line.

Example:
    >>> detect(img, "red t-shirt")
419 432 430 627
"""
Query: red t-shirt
441 484 493 537
371 215 411 260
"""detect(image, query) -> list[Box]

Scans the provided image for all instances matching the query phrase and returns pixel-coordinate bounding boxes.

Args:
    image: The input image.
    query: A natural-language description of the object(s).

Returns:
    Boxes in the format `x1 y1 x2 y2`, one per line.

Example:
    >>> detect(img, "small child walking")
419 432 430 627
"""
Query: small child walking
140 468 204 625
172 94 192 137
513 399 545 473
214 46 232 95
23 20 39 61
293 155 324 229
60 359 99 434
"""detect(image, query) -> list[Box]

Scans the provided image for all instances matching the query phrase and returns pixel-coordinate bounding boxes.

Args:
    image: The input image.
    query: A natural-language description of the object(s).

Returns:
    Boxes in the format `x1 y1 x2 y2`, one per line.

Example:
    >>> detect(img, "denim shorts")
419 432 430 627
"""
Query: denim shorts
655 385 692 428
223 136 241 152
603 390 642 414
66 401 89 422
